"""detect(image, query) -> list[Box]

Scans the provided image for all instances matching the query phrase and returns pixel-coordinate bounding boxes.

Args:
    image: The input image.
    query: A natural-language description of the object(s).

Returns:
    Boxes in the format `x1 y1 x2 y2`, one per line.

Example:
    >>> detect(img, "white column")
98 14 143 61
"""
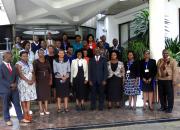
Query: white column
149 0 166 61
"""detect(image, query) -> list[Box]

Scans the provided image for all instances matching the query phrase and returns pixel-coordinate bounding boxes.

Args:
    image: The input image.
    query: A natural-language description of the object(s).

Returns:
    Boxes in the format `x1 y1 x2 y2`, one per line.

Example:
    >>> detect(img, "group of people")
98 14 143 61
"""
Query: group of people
0 33 178 126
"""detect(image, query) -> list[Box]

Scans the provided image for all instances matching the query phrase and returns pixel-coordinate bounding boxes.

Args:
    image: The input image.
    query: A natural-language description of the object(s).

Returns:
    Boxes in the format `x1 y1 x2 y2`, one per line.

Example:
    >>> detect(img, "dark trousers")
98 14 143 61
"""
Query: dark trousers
1 89 23 121
90 82 105 110
158 80 174 110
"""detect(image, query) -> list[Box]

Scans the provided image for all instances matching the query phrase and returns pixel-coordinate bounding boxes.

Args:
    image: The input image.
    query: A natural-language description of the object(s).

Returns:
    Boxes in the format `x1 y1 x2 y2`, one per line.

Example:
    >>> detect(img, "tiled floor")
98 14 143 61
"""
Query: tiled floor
0 99 180 130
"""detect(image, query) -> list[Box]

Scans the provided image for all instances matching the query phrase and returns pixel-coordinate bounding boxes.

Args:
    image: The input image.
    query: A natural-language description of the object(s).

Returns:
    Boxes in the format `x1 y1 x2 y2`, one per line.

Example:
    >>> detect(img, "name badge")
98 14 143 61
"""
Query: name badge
127 70 130 74
145 69 149 73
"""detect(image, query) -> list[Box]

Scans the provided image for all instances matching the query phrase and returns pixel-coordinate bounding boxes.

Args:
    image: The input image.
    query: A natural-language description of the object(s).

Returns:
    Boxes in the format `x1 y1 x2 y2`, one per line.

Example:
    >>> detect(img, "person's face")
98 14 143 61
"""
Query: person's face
163 50 169 59
99 42 104 48
68 48 73 54
83 50 88 57
48 47 54 54
58 51 65 58
63 35 68 41
95 48 100 56
21 53 28 62
113 39 118 46
102 36 106 42
5 53 12 63
41 41 47 49
88 36 93 42
38 50 45 58
77 52 82 59
111 52 117 60
128 52 134 60
47 33 52 39
76 36 81 43
83 42 88 48
16 37 21 43
144 52 150 59
34 36 39 42
55 41 61 48
25 43 30 50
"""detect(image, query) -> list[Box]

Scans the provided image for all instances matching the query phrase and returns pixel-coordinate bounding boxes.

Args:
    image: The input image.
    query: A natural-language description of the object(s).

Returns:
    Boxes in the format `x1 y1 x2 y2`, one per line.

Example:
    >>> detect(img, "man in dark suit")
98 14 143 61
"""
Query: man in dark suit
0 51 29 126
89 48 108 111
109 38 124 61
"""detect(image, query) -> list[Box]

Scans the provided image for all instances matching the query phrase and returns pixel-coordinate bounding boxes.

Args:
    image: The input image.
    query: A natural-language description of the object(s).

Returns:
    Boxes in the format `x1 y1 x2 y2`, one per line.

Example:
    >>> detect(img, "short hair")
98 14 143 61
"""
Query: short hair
75 49 84 58
48 45 54 49
20 51 28 57
3 51 12 60
67 46 73 49
22 40 30 49
75 35 81 38
143 50 150 54
38 48 45 53
127 50 136 59
109 50 119 60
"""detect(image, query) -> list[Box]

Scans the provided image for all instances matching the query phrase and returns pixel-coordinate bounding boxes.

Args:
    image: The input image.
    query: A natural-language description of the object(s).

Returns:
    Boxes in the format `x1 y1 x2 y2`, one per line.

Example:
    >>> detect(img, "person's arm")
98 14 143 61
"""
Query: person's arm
65 61 70 78
121 62 125 84
70 60 74 83
88 59 93 86
15 64 29 82
172 59 178 85
0 65 10 89
102 59 108 85
84 60 88 82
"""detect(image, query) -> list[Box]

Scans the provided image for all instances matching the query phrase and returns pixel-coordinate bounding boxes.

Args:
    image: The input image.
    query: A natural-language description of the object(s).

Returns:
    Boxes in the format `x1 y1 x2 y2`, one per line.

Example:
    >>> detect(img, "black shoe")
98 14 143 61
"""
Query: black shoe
158 107 166 111
76 105 81 111
108 106 112 110
81 105 85 111
165 109 172 113
90 107 96 111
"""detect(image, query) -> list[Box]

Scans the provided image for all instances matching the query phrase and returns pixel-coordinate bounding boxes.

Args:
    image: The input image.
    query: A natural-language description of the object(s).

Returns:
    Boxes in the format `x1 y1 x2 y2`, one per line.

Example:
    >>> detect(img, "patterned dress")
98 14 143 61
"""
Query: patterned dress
16 61 37 101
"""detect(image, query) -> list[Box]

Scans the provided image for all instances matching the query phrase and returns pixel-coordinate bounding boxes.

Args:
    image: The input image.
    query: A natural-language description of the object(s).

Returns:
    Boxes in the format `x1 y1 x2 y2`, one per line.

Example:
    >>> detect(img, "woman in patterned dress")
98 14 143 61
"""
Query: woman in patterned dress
16 51 37 122
124 51 140 110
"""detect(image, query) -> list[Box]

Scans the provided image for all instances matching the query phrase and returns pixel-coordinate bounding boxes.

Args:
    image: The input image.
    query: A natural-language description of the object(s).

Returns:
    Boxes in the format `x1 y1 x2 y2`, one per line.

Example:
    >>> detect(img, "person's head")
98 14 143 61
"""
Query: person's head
144 50 150 59
20 51 28 62
47 32 52 40
48 45 54 54
3 51 12 63
67 46 73 55
62 33 68 41
55 40 61 48
94 47 100 56
127 51 135 61
83 49 88 57
98 41 104 48
15 36 21 43
40 40 47 49
75 35 81 43
34 36 39 42
38 48 45 58
101 35 106 42
162 49 169 59
112 38 118 47
58 49 65 59
110 50 119 60
87 34 94 43
22 40 31 51
76 50 83 59
83 41 88 49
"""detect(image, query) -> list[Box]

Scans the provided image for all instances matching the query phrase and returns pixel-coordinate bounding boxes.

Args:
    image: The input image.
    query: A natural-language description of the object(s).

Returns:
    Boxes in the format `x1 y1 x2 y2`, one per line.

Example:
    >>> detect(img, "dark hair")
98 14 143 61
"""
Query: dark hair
55 49 68 63
38 48 45 53
20 51 28 57
143 50 150 54
3 51 12 60
75 35 81 38
87 34 94 42
22 40 30 49
75 49 84 58
67 45 73 49
109 50 119 60
127 50 136 59
48 45 54 49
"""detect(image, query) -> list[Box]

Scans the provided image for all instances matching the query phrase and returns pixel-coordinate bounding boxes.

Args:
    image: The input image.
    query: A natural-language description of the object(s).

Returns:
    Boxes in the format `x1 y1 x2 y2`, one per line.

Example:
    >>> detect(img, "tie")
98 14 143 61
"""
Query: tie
7 63 12 74
96 56 99 62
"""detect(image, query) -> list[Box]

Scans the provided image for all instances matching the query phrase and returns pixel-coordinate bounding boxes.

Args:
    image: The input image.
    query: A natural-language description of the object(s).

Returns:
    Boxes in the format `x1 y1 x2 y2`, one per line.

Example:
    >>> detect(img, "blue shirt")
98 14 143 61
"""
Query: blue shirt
72 42 83 53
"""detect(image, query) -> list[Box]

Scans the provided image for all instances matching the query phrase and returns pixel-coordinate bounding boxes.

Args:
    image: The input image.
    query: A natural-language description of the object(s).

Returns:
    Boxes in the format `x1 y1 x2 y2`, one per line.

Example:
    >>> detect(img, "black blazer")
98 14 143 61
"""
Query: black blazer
88 56 108 84
124 60 140 78
140 59 157 80
0 63 18 94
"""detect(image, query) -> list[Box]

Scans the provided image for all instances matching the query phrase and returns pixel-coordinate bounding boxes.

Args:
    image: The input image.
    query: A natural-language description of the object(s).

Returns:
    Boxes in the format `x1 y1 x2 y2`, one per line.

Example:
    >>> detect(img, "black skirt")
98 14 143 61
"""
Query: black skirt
141 81 154 92
73 66 86 100
107 76 123 102
55 78 70 98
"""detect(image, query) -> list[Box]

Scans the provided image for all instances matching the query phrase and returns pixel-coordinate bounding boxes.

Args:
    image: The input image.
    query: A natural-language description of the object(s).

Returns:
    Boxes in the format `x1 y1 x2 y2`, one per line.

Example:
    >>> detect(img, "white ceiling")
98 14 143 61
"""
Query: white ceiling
2 0 147 25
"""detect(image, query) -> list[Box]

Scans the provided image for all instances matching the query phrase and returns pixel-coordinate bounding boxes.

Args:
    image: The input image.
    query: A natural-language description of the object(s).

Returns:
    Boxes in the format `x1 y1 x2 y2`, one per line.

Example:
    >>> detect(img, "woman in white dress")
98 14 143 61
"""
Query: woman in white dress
16 51 37 122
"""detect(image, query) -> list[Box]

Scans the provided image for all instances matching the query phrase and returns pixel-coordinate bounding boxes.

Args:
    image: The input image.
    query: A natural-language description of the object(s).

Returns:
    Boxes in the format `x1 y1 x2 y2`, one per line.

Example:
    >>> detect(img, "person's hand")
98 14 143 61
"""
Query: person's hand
148 78 152 84
27 80 34 85
10 83 17 90
102 80 106 86
84 80 88 84
49 79 52 86
89 81 93 86
62 77 67 82
173 81 176 87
